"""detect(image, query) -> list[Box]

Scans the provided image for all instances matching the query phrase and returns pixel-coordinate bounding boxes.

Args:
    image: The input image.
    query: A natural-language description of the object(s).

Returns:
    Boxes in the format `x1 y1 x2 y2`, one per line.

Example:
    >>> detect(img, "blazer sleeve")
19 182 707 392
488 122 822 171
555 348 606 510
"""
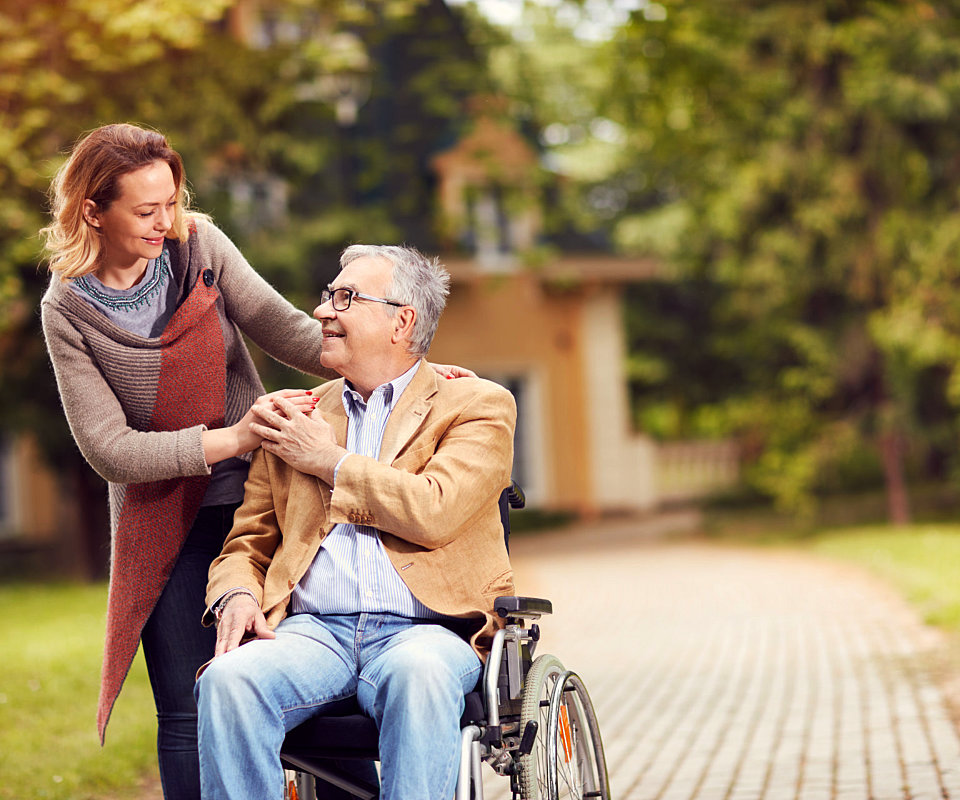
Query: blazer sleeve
203 447 283 619
41 301 210 484
202 221 335 380
330 384 517 550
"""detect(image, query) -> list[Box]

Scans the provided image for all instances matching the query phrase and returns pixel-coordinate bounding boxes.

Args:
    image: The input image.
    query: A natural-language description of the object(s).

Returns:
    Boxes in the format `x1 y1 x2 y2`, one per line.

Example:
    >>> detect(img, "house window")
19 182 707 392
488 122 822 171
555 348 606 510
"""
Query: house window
500 377 528 492
482 371 547 507
464 185 513 268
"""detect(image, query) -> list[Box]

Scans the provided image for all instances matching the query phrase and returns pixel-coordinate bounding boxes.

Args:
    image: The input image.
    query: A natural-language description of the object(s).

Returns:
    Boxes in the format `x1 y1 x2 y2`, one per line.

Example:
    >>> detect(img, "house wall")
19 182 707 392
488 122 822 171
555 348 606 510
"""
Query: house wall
0 434 59 541
429 273 595 513
580 287 658 512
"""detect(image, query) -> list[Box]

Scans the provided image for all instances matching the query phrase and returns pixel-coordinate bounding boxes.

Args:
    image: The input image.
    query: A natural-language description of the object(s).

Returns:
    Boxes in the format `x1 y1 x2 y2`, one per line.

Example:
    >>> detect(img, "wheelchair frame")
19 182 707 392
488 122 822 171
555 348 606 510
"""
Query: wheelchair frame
279 485 610 800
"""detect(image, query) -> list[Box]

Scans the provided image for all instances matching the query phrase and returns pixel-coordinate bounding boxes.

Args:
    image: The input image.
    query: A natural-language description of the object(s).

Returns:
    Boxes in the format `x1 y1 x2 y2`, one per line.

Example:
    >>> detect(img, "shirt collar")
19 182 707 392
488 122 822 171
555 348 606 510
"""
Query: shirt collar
342 360 421 415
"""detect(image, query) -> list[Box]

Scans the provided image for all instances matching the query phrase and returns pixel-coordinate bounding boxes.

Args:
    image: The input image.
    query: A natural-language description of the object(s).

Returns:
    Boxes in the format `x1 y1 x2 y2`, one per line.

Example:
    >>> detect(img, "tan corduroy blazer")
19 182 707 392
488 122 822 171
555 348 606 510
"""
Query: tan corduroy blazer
203 360 518 660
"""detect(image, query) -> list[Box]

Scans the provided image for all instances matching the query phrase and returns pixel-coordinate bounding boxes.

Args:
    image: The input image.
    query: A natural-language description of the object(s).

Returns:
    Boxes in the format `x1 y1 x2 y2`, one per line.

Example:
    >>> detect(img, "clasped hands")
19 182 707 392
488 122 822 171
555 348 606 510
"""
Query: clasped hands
248 393 346 484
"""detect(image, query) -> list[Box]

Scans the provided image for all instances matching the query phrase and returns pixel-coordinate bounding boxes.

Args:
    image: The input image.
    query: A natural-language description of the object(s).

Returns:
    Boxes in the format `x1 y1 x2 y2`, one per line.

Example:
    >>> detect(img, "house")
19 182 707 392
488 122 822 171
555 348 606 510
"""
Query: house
426 99 738 514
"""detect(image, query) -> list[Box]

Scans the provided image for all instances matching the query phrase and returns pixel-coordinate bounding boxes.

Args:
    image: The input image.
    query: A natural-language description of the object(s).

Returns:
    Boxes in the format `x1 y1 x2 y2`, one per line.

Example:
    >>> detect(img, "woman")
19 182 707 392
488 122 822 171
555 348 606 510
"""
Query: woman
40 123 467 799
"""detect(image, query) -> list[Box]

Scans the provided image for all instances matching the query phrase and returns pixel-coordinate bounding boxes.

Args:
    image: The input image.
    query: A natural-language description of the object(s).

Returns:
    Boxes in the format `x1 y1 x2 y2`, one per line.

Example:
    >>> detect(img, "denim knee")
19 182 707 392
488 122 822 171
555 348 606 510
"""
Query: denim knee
195 655 257 722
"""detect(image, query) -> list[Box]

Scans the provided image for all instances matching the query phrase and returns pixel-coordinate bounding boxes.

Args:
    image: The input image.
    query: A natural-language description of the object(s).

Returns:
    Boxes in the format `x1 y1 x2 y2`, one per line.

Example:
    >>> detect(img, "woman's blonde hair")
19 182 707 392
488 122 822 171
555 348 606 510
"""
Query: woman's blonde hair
41 123 206 279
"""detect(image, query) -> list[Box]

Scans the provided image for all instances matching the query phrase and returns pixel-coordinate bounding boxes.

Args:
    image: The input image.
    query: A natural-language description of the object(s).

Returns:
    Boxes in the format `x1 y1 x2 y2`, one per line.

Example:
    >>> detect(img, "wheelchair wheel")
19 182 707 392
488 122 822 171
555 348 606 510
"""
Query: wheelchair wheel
518 655 609 799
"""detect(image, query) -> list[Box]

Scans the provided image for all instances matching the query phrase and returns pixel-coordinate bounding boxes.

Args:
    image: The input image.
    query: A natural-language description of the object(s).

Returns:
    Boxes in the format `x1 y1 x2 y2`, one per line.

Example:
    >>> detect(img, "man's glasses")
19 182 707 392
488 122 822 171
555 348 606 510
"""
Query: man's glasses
320 287 404 311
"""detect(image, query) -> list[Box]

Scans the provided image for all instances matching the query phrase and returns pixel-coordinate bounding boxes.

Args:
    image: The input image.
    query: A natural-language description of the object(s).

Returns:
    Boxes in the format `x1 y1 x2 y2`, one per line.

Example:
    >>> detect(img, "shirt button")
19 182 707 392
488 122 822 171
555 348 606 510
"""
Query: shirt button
202 268 215 287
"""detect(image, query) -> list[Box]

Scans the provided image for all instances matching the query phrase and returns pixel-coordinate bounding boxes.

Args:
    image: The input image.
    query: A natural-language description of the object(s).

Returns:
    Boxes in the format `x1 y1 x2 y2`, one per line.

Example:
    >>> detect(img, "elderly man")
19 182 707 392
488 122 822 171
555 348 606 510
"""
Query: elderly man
194 245 517 800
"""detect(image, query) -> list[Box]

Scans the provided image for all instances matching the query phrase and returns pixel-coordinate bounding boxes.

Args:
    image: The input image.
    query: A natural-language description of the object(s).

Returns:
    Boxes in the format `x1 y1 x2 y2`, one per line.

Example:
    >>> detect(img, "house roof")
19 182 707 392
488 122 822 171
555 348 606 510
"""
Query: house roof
440 253 662 285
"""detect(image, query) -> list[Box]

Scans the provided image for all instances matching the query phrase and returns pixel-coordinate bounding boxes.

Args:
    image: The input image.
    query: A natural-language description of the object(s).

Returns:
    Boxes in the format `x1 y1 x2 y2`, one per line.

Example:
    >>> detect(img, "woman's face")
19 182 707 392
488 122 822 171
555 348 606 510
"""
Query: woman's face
84 160 177 271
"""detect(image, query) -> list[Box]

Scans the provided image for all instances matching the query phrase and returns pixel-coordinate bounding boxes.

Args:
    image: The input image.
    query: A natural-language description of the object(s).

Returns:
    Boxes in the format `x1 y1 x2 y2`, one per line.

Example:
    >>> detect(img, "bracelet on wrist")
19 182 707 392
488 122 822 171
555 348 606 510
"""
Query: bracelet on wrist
213 590 253 624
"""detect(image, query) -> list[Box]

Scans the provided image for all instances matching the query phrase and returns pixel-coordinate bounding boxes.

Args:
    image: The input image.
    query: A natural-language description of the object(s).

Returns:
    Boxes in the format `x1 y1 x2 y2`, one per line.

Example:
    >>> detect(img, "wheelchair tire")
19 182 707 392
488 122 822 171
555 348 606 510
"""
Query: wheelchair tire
518 656 610 799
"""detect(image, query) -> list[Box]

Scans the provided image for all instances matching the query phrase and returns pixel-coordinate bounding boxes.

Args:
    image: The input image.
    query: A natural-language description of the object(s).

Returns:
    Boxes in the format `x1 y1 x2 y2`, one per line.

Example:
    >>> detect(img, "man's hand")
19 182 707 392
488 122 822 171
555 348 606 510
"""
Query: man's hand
249 395 347 483
215 593 275 657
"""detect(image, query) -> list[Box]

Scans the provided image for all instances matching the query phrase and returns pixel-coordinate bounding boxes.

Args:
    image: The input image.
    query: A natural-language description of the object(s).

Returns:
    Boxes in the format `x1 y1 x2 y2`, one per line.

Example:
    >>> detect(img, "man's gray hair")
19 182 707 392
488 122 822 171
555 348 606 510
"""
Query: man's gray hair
340 244 450 357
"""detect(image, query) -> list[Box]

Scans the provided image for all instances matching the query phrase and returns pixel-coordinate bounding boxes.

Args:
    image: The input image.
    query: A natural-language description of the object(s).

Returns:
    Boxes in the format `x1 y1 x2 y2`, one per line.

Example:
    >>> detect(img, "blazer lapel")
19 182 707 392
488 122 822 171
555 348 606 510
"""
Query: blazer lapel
310 381 348 523
379 361 437 464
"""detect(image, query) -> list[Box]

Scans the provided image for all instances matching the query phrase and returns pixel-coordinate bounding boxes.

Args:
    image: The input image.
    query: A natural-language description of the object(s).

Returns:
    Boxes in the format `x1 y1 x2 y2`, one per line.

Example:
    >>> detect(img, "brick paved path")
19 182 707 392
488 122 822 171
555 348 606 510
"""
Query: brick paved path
481 517 960 800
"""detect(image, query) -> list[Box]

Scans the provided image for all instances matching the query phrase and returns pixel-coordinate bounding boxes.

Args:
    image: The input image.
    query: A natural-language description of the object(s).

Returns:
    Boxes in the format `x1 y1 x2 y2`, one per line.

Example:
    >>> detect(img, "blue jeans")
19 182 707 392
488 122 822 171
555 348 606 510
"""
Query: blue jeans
140 503 239 800
195 613 483 800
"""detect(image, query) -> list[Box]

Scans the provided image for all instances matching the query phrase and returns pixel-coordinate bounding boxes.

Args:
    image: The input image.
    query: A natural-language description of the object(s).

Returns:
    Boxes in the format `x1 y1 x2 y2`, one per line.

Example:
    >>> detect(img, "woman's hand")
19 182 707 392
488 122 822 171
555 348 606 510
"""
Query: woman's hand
202 389 316 465
428 362 478 380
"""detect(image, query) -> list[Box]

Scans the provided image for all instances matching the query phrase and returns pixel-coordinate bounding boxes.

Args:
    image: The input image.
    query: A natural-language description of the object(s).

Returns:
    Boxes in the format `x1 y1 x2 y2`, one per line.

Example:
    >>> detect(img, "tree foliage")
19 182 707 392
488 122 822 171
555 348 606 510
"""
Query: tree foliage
562 0 960 518
0 0 485 575
478 0 960 517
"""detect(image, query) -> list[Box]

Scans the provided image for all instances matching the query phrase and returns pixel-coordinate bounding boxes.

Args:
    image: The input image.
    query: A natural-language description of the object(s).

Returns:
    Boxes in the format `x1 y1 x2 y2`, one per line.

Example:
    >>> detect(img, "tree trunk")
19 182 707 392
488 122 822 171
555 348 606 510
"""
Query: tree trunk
879 430 911 525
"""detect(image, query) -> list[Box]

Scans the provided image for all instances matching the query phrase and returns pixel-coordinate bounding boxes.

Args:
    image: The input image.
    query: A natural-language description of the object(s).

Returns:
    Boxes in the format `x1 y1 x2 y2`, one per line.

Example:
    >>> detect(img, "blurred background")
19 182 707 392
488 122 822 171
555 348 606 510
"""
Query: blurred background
4 0 960 796
10 0 960 579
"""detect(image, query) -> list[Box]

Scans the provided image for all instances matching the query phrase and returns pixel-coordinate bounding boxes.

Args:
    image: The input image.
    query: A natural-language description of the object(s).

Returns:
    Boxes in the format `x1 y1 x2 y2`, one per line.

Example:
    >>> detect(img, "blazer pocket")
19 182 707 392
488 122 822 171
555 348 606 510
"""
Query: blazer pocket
481 569 514 596
392 440 436 467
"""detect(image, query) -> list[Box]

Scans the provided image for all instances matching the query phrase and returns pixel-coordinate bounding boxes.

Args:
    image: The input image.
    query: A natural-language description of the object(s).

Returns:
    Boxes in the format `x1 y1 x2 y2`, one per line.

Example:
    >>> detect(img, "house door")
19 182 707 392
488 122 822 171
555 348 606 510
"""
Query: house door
483 371 546 507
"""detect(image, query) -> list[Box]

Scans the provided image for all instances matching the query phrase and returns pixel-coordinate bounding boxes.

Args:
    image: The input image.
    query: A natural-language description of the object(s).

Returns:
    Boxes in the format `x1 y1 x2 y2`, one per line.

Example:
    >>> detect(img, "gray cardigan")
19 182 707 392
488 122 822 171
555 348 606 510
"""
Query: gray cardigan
41 219 328 528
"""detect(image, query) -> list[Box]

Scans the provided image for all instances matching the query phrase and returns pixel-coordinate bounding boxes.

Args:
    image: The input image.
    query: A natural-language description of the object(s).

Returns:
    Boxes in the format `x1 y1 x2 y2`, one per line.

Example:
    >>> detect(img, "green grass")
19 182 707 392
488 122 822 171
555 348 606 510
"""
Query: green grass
2 518 959 799
807 523 960 632
706 499 960 634
0 582 158 800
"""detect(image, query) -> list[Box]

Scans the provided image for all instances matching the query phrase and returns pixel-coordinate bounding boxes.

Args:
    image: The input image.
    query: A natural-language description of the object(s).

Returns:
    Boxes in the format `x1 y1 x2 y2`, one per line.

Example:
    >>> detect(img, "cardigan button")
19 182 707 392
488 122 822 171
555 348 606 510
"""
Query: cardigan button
203 269 215 287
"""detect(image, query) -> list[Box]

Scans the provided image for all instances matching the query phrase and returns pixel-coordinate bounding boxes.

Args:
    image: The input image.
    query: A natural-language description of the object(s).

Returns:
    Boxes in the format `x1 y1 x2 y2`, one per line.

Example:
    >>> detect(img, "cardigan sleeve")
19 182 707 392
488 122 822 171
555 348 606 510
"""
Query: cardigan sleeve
199 221 335 380
40 300 210 484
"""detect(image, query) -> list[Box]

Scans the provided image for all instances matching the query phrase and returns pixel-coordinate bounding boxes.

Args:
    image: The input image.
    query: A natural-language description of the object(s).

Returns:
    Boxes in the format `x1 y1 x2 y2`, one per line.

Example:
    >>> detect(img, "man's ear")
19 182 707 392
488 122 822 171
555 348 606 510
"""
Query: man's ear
82 199 102 230
391 306 417 345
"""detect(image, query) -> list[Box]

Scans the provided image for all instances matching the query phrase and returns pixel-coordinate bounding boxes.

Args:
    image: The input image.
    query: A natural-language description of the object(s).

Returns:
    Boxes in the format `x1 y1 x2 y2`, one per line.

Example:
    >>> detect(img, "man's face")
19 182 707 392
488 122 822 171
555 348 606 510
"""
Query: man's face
314 255 398 381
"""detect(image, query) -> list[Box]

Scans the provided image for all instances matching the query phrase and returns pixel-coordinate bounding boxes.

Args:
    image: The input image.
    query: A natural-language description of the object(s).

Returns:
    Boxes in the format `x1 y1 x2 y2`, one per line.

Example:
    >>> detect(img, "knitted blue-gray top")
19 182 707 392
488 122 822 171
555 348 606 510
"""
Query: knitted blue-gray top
71 248 179 337
69 245 246 506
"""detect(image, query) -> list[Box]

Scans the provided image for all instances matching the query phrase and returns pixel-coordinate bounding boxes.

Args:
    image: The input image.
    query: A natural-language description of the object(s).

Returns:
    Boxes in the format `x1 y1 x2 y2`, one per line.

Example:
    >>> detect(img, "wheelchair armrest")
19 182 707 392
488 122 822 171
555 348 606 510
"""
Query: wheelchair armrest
495 596 552 619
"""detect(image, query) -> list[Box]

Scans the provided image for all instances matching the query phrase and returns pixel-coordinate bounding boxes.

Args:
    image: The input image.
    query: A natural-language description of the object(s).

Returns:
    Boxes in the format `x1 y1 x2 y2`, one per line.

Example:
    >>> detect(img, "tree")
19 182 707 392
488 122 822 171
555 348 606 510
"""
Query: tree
578 0 960 520
0 0 475 576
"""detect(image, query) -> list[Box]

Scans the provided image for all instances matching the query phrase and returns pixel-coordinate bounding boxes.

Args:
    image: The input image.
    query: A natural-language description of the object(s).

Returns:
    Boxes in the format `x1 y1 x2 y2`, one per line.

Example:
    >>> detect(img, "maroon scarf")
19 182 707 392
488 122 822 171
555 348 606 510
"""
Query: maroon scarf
97 269 225 742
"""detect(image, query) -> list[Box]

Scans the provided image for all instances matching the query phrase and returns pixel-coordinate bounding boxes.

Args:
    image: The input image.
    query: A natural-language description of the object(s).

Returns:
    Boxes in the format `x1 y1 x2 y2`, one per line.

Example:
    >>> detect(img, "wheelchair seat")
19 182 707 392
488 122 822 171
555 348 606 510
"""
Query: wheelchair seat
279 484 609 800
281 686 489 762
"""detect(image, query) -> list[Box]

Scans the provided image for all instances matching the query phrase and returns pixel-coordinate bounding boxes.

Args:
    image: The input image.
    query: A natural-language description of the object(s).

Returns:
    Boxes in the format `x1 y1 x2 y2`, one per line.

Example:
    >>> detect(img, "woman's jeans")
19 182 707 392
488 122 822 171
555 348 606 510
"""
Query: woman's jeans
195 612 483 800
140 503 238 800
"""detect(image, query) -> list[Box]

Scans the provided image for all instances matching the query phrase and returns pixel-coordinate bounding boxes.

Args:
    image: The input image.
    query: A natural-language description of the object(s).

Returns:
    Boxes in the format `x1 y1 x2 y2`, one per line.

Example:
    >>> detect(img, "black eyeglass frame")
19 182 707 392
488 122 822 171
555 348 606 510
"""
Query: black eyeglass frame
320 287 404 311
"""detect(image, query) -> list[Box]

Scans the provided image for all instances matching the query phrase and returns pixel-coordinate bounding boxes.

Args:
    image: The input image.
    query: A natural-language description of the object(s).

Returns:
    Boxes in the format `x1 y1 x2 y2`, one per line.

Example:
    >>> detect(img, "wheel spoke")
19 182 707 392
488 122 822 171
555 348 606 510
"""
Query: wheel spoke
518 658 609 799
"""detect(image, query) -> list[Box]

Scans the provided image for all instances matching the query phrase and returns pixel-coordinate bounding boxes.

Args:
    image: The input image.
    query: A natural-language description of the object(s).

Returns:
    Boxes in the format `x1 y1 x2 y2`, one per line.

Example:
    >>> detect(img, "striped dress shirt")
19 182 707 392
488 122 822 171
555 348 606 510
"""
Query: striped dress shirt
291 361 443 619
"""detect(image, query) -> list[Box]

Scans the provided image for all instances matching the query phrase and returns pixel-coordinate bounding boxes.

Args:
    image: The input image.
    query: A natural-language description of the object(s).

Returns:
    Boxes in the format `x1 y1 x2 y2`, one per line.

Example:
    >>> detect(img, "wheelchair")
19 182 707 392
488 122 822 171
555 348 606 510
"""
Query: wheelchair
279 483 610 800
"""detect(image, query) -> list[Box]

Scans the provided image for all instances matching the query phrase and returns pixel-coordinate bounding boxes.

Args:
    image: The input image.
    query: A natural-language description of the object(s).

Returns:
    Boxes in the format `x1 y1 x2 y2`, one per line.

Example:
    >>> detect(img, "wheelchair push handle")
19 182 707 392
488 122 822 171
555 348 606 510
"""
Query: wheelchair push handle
506 481 525 510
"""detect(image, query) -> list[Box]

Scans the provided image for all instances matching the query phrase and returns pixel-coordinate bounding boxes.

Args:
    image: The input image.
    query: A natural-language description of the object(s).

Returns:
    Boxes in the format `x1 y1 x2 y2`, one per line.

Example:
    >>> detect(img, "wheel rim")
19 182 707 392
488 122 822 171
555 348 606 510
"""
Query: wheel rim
546 671 609 800
519 657 609 800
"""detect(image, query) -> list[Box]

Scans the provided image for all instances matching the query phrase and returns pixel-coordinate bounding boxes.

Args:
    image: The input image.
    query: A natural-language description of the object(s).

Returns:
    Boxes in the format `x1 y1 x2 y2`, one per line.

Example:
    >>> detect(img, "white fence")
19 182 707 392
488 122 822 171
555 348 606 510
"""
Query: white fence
655 439 740 504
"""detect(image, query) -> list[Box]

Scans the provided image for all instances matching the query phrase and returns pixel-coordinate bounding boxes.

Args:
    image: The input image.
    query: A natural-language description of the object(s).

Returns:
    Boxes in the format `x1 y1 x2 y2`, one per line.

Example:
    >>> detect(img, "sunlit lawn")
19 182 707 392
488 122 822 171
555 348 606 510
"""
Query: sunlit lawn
807 523 960 632
707 503 960 634
0 582 158 800
2 520 960 799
